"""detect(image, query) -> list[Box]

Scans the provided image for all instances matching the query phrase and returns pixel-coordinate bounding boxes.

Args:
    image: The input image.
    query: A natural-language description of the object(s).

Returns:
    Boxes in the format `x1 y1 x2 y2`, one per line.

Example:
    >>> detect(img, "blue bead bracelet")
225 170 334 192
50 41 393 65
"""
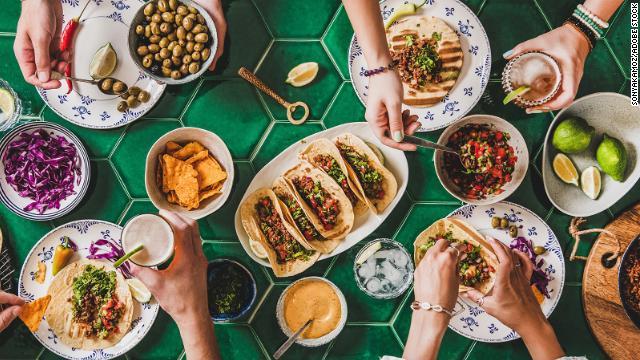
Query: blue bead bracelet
363 62 396 77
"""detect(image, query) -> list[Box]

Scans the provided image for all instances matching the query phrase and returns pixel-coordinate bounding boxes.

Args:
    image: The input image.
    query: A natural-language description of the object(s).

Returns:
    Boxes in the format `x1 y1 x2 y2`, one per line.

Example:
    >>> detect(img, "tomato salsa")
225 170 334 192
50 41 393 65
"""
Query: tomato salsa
313 154 358 205
292 176 341 231
336 142 385 200
277 192 323 243
444 124 516 200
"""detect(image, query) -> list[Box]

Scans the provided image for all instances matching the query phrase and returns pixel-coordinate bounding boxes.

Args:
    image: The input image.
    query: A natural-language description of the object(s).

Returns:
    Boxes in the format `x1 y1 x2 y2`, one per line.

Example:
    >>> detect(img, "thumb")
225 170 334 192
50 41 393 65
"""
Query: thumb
503 38 540 60
33 33 53 83
462 289 487 308
0 305 22 332
130 264 161 292
386 100 404 142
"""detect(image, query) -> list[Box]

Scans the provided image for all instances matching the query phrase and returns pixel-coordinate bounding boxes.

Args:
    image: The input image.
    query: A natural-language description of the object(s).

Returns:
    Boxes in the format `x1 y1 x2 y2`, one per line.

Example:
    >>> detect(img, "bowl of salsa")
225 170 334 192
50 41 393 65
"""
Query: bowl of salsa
206 259 257 322
434 115 529 205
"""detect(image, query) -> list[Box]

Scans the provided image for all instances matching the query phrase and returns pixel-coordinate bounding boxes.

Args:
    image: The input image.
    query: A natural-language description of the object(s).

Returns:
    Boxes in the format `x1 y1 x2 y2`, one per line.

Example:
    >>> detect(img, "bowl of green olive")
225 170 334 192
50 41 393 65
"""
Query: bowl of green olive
128 0 217 84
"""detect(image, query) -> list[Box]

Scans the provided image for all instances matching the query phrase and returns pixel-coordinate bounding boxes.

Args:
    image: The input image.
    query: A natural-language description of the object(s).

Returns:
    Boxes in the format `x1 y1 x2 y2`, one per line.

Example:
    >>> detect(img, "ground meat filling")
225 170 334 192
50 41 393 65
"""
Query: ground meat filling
336 142 385 200
292 176 340 231
312 154 358 205
391 33 443 91
279 193 323 243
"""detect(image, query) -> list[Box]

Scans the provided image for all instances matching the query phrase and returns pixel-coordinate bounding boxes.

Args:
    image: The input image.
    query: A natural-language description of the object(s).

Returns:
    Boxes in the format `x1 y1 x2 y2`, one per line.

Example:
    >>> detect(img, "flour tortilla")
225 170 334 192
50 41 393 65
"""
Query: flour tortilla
333 133 397 214
44 260 134 350
387 16 463 107
240 188 320 277
414 218 498 295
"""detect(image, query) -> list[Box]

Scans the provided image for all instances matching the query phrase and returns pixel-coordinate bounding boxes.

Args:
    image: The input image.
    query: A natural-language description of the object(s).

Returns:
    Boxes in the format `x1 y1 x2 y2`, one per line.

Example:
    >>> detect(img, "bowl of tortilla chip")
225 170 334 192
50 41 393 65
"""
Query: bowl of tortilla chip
145 127 234 219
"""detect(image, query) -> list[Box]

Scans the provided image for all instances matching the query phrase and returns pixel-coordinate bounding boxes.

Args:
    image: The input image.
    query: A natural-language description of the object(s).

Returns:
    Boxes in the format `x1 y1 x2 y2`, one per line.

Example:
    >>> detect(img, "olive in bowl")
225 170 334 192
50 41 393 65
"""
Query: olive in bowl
128 0 217 84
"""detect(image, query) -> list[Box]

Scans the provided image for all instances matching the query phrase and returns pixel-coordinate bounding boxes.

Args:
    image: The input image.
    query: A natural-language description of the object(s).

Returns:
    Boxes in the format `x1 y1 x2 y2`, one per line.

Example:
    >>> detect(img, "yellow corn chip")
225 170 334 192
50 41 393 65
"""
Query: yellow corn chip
194 156 227 190
165 141 182 154
171 142 206 160
19 295 51 332
199 182 223 201
186 150 209 165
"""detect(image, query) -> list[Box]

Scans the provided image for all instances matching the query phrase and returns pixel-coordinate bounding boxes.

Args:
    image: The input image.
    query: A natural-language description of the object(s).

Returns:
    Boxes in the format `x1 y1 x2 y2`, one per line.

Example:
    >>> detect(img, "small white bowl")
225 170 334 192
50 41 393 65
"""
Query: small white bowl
434 114 529 205
145 127 234 220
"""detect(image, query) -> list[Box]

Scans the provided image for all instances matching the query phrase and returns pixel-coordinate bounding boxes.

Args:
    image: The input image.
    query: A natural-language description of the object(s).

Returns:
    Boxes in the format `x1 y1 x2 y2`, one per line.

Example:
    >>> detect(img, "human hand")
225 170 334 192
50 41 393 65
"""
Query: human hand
414 239 460 312
193 0 226 71
365 71 421 151
0 291 25 332
14 0 69 90
504 24 591 113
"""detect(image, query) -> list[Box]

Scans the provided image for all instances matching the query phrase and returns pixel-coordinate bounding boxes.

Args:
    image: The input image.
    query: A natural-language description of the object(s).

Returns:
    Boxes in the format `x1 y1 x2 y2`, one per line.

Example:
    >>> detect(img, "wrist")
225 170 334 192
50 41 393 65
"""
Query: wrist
411 309 449 337
562 22 593 53
172 305 210 328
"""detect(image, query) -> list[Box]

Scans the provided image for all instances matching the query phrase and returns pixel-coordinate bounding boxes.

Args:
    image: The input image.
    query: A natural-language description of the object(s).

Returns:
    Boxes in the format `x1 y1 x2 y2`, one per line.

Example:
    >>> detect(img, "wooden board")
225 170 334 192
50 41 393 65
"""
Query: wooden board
583 203 640 360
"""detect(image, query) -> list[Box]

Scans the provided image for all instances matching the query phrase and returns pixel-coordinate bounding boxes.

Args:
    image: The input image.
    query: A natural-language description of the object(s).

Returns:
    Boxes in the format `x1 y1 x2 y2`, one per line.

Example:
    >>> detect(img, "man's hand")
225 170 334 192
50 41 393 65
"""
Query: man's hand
0 291 24 332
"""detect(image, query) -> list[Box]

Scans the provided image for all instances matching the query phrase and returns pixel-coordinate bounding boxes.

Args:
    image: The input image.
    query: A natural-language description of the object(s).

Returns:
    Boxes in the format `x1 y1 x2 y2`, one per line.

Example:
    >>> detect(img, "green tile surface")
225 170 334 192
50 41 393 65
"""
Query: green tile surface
0 0 634 359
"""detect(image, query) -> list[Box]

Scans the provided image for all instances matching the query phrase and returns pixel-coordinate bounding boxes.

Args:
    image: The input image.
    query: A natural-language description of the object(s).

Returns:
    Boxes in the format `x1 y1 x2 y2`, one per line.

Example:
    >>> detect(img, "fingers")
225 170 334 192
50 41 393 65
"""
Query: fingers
0 305 22 332
0 291 25 306
386 99 404 143
462 289 488 308
130 264 162 292
513 250 534 281
32 33 53 83
432 238 449 253
504 37 543 59
404 120 421 136
530 70 578 112
486 237 513 282
13 32 61 89
159 210 195 256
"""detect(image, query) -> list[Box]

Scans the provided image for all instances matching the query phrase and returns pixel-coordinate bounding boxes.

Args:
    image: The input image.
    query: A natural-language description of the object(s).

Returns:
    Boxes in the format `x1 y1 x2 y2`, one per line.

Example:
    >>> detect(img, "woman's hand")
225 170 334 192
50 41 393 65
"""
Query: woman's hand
0 291 24 332
193 0 226 71
365 70 421 151
504 24 591 113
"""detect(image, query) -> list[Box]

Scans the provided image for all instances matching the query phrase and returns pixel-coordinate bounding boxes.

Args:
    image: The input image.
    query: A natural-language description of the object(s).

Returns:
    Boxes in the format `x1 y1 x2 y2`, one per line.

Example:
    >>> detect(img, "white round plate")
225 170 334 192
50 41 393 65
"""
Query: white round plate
0 122 90 221
38 0 165 129
447 201 565 342
234 122 409 267
18 220 160 360
348 0 491 132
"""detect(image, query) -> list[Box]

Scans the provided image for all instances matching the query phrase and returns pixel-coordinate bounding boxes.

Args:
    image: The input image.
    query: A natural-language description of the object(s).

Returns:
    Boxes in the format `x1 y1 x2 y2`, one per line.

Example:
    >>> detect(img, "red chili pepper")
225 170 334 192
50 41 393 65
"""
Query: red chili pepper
65 63 72 94
59 0 90 53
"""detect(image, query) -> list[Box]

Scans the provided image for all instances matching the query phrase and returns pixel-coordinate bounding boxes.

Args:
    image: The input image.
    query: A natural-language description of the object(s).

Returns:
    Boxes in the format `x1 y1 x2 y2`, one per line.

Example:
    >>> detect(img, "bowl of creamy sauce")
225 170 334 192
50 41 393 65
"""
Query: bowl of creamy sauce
276 277 347 347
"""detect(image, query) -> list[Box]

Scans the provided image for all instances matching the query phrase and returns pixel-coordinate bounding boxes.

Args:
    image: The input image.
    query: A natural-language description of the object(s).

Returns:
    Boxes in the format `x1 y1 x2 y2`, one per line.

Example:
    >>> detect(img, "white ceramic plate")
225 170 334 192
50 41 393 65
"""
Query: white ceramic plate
145 127 235 220
38 0 165 129
234 122 409 267
542 93 640 217
348 0 491 132
434 114 529 205
447 201 565 342
18 220 160 360
0 122 90 221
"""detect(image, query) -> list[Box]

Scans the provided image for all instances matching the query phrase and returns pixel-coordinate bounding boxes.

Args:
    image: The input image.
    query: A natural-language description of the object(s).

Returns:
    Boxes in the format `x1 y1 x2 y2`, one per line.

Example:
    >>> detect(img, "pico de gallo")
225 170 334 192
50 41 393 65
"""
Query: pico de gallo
336 142 385 200
313 154 358 205
277 192 324 243
255 196 314 264
444 124 517 200
391 32 443 90
292 176 341 231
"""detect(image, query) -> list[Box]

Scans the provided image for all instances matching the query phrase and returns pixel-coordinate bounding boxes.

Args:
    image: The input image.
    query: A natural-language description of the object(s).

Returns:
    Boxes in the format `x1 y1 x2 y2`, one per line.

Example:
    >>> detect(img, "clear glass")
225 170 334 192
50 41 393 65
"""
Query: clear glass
353 238 414 299
121 213 175 267
0 79 22 131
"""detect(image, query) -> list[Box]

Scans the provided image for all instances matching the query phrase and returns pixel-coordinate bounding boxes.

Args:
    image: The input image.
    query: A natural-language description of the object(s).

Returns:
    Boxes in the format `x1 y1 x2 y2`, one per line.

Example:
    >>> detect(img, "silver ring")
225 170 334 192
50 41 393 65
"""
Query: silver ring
448 244 460 257
477 295 486 307
515 262 522 268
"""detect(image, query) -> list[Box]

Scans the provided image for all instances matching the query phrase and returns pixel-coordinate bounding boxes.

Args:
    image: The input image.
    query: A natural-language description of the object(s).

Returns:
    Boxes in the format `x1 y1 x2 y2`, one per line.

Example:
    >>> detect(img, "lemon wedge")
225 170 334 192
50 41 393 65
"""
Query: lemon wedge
285 62 319 87
90 43 118 79
356 241 382 265
249 238 268 259
581 166 602 200
552 153 579 186
0 89 15 120
127 278 152 303
503 85 530 105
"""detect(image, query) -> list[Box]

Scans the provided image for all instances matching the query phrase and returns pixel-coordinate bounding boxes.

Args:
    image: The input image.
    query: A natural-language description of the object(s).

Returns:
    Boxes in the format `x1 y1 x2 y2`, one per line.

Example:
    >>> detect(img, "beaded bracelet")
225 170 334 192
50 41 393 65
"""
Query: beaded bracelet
410 301 455 316
565 18 596 50
363 61 396 77
572 11 604 39
577 4 609 29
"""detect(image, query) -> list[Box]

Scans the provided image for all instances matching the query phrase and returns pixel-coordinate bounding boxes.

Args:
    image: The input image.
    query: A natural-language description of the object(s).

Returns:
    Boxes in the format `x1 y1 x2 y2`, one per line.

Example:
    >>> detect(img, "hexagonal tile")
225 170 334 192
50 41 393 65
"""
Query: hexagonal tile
112 120 180 198
182 79 271 159
405 146 461 203
214 324 266 359
146 81 200 119
119 200 158 225
327 325 403 358
394 204 461 249
212 0 271 76
128 310 184 359
251 122 324 170
0 7 18 33
577 42 627 98
507 165 552 219
270 257 335 285
252 0 340 38
537 0 581 28
0 321 44 359
0 209 52 271
606 5 632 77
256 41 342 120
322 83 365 129
0 36 44 115
371 193 414 239
323 6 353 79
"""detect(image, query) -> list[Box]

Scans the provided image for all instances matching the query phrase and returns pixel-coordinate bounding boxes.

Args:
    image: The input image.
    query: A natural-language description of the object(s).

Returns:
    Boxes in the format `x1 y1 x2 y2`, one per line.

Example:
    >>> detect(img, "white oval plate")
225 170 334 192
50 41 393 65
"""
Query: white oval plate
348 0 491 132
37 0 165 129
0 122 90 221
234 122 409 267
542 93 640 217
348 0 491 131
447 201 565 342
18 220 160 360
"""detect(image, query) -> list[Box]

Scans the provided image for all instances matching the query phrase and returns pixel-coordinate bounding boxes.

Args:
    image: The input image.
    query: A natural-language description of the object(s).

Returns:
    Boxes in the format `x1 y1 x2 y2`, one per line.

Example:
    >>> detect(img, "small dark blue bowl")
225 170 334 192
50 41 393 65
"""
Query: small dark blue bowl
206 259 257 322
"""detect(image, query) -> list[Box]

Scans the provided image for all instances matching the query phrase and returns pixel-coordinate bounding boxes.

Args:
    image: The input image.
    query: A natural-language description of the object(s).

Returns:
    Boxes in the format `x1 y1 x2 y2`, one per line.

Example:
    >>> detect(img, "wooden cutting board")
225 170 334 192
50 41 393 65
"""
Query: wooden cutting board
583 203 640 360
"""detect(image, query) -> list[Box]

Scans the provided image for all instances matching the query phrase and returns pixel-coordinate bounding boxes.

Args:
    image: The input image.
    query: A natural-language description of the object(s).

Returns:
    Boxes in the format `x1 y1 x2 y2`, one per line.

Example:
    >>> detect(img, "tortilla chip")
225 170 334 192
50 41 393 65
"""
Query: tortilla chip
199 182 223 201
167 191 179 204
185 150 209 165
194 155 227 190
19 295 51 332
165 141 182 154
171 142 206 160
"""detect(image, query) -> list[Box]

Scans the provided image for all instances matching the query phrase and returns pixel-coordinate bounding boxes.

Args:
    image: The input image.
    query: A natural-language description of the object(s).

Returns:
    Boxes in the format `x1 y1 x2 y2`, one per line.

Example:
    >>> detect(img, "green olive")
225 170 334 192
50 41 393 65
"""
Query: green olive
150 22 161 35
159 37 170 48
129 86 141 97
534 246 547 255
157 0 168 13
193 42 204 52
143 3 155 16
491 217 501 228
154 52 162 62
112 81 127 94
196 14 205 25
162 66 172 77
188 6 197 14
177 5 188 15
149 34 161 44
168 0 177 11
185 32 194 42
161 12 174 23
509 225 518 238
182 54 192 64
100 78 113 91
167 41 177 51
188 62 200 74
178 39 186 47
160 22 173 34
126 95 140 108
120 91 130 100
179 63 189 75
144 25 152 38
142 54 153 68
172 45 183 57
167 32 177 41
117 101 128 112
170 70 182 80
171 56 182 66
201 47 211 61
191 51 200 61
137 45 149 56
182 16 194 31
145 15 151 23
148 44 160 53
138 90 151 103
194 33 208 43
162 58 173 68
192 24 205 34
500 218 509 229
185 41 195 53
176 26 186 40
160 48 171 59
151 13 162 23
175 14 183 26
135 25 144 35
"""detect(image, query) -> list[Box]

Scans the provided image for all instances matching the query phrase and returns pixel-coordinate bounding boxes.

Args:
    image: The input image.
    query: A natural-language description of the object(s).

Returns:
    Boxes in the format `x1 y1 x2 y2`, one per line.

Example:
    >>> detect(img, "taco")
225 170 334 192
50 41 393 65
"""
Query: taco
387 16 463 107
240 188 319 277
334 133 397 214
414 218 498 294
283 162 354 240
44 260 134 350
273 177 343 254
298 138 368 216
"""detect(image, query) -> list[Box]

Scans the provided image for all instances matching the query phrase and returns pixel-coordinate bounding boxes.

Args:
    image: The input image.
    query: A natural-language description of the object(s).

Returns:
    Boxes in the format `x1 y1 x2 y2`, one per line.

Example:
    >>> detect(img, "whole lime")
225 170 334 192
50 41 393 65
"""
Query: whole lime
552 117 595 154
596 134 627 182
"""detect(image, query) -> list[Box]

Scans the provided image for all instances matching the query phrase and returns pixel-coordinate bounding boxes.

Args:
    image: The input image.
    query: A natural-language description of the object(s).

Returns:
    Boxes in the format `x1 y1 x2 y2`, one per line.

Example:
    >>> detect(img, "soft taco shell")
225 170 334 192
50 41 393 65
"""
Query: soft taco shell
298 138 368 216
283 162 354 240
272 177 343 254
240 188 320 277
414 218 498 295
44 260 134 350
387 16 463 107
334 133 397 214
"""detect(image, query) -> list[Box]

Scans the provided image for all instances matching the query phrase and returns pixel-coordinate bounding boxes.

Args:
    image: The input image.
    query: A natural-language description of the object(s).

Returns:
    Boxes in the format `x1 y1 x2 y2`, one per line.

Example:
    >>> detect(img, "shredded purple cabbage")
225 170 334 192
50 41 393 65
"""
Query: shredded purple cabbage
3 129 81 214
87 238 132 278
510 236 551 298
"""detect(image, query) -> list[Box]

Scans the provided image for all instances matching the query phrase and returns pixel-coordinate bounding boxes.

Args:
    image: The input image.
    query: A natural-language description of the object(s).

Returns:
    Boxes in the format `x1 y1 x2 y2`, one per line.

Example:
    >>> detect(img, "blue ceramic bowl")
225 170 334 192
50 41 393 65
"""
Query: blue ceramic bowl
207 259 257 322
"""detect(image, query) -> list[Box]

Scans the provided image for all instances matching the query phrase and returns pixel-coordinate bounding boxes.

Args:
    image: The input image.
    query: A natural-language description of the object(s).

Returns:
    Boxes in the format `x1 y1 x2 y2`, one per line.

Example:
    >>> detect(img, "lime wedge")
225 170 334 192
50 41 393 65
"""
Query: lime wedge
90 43 118 80
249 238 268 259
552 153 579 186
0 88 15 119
581 166 602 200
503 85 530 105
356 241 382 265
127 278 152 303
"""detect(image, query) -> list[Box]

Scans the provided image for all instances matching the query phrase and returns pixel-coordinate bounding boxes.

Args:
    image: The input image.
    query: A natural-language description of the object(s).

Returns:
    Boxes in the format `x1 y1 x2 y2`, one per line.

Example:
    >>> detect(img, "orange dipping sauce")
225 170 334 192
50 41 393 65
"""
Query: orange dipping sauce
283 279 341 339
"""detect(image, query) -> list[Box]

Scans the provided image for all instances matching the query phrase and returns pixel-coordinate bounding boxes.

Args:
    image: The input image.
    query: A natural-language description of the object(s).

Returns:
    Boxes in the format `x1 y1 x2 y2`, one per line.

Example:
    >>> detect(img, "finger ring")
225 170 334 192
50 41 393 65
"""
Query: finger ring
448 244 460 257
515 262 522 267
477 295 486 307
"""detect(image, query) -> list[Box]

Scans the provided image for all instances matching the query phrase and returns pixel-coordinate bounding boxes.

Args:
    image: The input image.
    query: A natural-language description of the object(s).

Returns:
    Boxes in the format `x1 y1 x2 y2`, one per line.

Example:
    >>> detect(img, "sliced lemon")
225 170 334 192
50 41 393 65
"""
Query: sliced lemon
581 166 602 200
90 43 118 80
0 88 15 119
249 238 268 259
503 85 531 105
127 278 152 303
285 62 319 87
552 153 579 186
356 241 382 265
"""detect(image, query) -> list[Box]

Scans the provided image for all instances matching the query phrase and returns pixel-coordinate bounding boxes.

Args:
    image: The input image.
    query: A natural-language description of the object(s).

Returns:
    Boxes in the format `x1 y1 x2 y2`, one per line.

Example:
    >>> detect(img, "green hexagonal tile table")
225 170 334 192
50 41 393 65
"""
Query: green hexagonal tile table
0 0 634 359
